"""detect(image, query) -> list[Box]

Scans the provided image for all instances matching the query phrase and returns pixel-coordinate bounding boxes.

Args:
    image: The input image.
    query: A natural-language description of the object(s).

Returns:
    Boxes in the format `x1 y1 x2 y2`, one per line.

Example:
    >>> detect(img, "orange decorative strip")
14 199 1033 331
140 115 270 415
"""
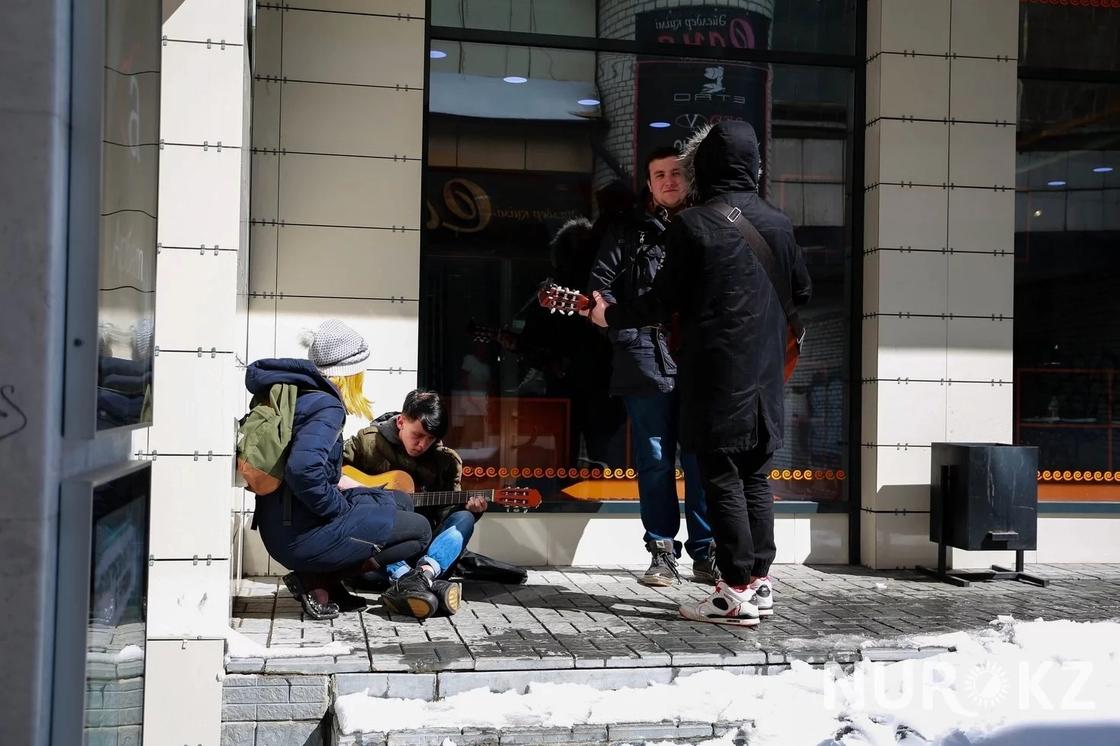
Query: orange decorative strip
1021 0 1120 7
769 468 846 481
461 465 845 480
1037 470 1120 483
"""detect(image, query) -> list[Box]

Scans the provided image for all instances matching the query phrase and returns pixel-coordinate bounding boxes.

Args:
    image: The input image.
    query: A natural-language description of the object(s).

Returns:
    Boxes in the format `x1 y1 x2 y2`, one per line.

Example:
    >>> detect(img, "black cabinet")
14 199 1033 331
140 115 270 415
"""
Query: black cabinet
930 442 1039 551
917 443 1048 587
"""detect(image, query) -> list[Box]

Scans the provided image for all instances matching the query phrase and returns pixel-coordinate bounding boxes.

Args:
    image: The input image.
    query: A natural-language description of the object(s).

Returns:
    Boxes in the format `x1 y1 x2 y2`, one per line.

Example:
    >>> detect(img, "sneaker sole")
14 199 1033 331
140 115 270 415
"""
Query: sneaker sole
678 608 759 627
382 595 436 620
638 575 677 587
757 607 774 617
442 583 462 615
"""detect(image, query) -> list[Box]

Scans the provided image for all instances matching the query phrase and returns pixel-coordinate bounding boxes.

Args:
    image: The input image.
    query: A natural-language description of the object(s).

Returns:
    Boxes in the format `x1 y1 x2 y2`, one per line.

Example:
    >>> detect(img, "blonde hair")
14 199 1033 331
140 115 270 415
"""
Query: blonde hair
329 372 373 420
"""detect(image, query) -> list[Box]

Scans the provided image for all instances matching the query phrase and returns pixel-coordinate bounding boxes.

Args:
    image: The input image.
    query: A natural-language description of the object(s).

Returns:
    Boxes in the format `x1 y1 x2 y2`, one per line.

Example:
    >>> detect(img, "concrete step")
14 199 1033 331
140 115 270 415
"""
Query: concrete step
222 646 953 745
332 719 751 746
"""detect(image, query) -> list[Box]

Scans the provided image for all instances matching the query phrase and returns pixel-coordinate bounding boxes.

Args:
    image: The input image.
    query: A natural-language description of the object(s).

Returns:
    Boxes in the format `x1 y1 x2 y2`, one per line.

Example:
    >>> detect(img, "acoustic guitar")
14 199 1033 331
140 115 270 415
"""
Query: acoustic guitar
536 279 801 381
341 467 542 511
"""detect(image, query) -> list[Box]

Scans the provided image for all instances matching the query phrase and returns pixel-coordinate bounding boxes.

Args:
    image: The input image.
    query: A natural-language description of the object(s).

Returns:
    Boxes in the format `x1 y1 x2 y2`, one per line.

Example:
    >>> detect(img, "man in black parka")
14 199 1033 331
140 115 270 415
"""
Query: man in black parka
587 121 811 626
588 147 716 588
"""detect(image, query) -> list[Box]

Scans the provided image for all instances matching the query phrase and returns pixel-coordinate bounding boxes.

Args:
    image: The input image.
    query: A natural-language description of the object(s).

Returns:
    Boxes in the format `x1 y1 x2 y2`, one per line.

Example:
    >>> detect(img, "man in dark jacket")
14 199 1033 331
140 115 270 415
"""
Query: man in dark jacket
588 146 715 587
587 121 811 626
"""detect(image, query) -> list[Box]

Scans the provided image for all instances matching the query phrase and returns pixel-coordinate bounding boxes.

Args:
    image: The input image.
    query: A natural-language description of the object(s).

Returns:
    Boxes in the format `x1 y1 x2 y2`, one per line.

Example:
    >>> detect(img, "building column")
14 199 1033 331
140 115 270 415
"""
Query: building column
861 0 1019 569
243 2 426 574
138 2 250 742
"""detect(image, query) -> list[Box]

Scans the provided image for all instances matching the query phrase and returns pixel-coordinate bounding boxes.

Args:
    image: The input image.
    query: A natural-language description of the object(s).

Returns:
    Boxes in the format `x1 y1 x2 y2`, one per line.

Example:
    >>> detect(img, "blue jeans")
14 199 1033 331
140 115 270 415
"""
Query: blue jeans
624 391 712 561
386 509 476 579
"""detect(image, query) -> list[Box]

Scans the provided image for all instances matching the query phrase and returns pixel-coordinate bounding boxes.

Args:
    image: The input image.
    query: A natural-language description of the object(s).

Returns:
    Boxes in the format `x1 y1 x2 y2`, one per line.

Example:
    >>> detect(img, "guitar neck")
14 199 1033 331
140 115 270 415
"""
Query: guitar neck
411 489 494 508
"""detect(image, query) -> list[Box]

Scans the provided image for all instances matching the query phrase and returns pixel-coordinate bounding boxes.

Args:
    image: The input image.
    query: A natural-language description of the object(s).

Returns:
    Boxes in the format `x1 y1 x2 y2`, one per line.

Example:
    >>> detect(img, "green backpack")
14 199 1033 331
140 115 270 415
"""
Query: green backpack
236 383 298 495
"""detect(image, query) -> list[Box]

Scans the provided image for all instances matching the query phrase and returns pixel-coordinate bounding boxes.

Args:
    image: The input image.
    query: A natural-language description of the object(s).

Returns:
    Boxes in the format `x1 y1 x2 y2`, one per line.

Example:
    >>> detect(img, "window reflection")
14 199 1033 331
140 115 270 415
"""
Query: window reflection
1019 1 1120 72
430 0 856 55
1015 80 1120 496
96 0 160 430
424 40 852 504
84 467 149 742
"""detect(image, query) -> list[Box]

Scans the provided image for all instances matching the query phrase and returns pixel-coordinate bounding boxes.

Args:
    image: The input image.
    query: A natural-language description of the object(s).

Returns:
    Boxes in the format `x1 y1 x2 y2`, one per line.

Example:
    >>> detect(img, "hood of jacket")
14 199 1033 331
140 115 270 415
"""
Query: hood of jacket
373 410 403 445
245 358 340 398
680 120 760 201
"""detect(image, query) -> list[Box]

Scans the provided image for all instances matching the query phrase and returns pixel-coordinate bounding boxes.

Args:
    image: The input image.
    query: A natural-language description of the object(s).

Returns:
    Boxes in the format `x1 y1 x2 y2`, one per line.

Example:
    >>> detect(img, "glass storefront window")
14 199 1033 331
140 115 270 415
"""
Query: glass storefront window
422 39 854 506
430 0 857 56
96 0 161 429
1014 79 1120 499
84 467 150 742
1019 1 1120 72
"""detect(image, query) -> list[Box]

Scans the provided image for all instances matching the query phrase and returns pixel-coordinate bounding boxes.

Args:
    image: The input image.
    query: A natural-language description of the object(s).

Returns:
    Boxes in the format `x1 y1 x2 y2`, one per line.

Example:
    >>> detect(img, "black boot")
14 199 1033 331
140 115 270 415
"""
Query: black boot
430 578 462 616
330 582 369 612
380 568 439 620
282 573 340 620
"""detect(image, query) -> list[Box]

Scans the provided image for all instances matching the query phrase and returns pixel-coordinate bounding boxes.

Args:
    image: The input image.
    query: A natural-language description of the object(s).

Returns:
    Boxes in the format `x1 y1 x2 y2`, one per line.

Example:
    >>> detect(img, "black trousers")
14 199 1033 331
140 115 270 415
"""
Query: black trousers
695 446 776 587
367 490 432 569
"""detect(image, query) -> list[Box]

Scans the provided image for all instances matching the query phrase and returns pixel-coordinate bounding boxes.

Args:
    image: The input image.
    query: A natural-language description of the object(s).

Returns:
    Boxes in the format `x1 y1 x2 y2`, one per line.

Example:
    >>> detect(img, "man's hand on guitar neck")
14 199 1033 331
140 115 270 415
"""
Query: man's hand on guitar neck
466 495 488 514
583 290 612 328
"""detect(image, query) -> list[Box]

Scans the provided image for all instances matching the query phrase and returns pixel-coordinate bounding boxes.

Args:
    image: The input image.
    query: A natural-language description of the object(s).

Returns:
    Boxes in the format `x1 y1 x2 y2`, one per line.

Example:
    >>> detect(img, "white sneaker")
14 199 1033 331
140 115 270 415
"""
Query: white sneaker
749 576 773 616
678 581 760 626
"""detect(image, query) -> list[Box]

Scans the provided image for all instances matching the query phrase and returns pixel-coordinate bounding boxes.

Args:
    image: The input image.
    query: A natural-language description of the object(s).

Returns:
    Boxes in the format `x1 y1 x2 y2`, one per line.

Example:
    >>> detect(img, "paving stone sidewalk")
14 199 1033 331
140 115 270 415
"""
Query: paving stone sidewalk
228 563 1120 676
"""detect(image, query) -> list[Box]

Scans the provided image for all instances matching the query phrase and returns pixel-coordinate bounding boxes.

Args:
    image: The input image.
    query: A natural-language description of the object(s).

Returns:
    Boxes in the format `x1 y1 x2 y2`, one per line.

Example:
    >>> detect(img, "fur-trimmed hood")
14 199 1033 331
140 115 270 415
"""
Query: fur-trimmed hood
679 121 761 200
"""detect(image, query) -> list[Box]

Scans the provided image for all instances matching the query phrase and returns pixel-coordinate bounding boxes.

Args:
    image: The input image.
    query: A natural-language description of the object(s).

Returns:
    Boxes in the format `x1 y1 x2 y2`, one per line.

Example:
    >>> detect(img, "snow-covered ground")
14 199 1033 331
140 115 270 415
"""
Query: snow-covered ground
225 627 351 660
334 618 1120 745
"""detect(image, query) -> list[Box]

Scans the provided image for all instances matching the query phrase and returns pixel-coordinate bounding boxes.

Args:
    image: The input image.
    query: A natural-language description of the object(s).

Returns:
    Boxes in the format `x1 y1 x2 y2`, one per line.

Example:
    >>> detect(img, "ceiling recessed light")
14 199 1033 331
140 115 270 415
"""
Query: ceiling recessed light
649 121 671 129
503 75 528 84
429 49 447 59
577 98 600 106
1033 210 1042 217
1047 180 1066 187
1093 166 1113 174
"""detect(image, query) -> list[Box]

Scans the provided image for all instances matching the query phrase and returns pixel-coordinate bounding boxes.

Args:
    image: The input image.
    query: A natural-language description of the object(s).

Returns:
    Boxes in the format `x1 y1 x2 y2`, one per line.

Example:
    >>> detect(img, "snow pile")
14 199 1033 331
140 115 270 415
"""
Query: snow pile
87 644 145 665
224 627 350 660
334 618 1120 744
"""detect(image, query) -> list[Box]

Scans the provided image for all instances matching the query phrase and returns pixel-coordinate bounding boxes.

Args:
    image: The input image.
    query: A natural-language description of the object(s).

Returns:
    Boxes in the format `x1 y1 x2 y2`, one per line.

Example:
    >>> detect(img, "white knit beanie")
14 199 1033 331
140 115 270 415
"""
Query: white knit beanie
299 319 369 377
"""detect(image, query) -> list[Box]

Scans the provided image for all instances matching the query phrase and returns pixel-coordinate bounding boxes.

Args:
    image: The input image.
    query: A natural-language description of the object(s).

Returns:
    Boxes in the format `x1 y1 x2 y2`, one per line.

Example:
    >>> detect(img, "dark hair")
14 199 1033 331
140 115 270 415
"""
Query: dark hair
401 389 447 439
645 146 682 178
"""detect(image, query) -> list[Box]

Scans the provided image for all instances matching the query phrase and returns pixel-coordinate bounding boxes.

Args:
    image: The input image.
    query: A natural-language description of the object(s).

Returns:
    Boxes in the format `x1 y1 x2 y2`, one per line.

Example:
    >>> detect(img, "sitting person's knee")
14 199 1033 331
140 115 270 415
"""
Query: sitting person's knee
392 488 414 512
445 509 476 533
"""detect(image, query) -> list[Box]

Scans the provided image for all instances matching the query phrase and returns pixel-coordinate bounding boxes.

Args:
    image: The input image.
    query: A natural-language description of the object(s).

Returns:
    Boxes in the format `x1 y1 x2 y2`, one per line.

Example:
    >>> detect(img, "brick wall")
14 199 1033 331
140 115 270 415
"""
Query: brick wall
221 674 330 746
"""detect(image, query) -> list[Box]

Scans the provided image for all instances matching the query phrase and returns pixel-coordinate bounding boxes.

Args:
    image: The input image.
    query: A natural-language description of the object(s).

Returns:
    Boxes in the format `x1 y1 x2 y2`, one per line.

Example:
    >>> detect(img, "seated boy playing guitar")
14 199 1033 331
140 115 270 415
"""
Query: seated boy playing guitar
341 390 528 618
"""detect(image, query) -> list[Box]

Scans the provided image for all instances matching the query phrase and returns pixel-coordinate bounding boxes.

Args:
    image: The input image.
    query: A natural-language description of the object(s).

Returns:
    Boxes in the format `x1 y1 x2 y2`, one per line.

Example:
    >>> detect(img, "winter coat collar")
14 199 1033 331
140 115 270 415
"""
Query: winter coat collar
245 358 340 399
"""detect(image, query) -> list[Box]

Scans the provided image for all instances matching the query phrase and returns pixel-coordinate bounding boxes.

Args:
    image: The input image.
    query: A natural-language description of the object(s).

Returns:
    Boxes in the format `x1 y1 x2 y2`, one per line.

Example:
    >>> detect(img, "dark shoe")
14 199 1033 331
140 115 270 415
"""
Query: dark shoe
692 557 721 585
639 539 680 587
380 568 439 620
283 573 340 620
345 570 392 593
430 579 462 616
330 583 369 612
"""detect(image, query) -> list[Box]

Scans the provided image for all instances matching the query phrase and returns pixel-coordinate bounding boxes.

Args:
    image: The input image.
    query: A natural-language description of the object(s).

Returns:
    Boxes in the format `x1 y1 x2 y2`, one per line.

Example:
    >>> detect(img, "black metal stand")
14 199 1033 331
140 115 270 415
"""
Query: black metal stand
916 542 1049 587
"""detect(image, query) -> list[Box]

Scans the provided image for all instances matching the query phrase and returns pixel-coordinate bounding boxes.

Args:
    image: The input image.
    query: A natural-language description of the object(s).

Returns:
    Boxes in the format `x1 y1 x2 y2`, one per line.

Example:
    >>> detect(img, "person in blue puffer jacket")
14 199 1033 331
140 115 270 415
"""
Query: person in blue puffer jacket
249 320 461 621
